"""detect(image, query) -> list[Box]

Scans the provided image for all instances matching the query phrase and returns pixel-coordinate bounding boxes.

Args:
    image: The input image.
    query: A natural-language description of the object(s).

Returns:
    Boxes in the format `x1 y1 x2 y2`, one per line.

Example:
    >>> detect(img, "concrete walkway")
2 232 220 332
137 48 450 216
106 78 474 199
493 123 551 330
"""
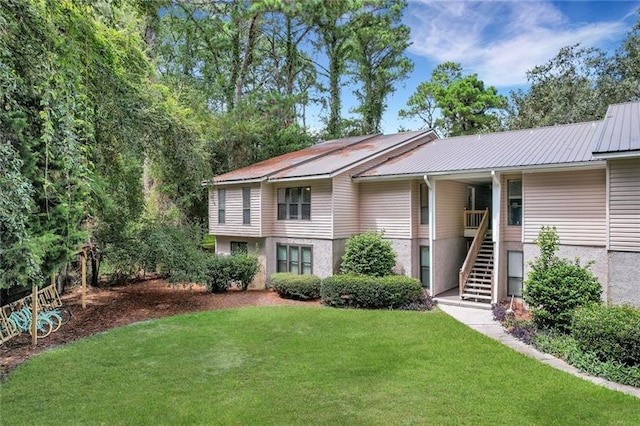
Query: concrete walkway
438 304 640 399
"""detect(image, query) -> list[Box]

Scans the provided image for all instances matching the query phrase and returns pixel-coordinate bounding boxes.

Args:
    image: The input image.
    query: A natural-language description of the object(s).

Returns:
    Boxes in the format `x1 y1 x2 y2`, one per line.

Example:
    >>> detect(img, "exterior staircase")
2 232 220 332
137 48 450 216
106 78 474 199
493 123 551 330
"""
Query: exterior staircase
461 232 493 302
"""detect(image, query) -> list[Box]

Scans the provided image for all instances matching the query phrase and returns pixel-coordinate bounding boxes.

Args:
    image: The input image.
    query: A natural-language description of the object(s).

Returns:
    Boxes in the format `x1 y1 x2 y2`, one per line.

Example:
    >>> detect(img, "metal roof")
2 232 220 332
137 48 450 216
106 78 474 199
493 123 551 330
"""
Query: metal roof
213 130 434 183
358 121 603 179
593 102 640 158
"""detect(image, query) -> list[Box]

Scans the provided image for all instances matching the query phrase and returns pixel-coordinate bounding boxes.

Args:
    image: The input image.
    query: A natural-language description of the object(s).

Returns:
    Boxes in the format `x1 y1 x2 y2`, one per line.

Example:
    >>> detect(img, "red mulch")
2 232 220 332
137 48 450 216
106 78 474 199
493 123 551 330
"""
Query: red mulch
0 280 318 379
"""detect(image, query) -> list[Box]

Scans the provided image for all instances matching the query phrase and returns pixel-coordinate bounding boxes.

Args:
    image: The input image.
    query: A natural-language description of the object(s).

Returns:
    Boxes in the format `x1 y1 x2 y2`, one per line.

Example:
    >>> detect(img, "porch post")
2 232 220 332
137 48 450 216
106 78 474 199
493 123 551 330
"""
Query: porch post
424 175 434 297
491 171 501 304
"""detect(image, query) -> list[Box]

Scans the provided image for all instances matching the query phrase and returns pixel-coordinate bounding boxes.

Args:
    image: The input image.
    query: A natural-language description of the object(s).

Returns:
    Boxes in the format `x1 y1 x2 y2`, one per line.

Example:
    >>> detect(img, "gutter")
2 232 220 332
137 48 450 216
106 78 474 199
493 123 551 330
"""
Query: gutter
353 160 606 182
592 151 640 160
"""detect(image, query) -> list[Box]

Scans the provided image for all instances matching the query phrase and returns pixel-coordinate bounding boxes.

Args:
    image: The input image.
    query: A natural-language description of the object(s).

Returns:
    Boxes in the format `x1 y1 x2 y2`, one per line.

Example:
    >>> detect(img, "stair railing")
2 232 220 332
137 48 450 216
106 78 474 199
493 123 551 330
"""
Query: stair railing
463 210 486 231
459 208 490 295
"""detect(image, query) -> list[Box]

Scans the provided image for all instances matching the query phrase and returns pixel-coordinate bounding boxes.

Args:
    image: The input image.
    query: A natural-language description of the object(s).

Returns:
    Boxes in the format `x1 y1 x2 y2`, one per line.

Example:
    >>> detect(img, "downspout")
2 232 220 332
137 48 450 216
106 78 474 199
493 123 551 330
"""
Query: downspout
491 171 501 305
424 175 434 297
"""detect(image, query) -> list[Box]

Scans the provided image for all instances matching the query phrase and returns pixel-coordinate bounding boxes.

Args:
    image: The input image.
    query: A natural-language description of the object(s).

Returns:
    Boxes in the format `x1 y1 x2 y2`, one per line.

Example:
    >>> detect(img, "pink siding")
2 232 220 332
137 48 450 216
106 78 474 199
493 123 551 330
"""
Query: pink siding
523 169 606 246
434 180 468 239
501 173 522 242
609 159 640 251
332 174 359 239
359 180 412 238
271 179 333 239
208 184 261 237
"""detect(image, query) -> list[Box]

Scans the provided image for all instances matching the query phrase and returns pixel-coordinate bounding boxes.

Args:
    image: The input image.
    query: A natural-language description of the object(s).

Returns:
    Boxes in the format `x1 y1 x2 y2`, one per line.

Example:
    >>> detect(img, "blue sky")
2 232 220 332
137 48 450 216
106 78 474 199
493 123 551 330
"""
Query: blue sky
311 0 640 134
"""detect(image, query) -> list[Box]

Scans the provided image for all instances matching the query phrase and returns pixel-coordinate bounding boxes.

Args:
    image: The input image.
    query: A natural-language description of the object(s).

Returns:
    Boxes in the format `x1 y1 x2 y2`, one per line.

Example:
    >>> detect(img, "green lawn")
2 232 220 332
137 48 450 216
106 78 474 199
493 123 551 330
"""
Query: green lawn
2 307 639 425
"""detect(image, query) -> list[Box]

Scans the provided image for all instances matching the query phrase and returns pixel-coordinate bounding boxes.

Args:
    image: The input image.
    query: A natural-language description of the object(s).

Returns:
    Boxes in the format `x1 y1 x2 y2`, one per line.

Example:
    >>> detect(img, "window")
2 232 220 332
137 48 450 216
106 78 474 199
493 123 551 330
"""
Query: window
420 183 429 225
230 241 248 255
277 187 311 220
508 179 522 226
276 244 312 274
218 189 226 224
508 251 524 297
242 187 251 225
420 246 430 288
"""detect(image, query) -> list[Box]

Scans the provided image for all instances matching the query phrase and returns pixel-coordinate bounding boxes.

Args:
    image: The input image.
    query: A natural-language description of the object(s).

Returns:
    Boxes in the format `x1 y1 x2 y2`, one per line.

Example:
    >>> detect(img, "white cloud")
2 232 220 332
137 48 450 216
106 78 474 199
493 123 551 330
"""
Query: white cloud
405 0 631 87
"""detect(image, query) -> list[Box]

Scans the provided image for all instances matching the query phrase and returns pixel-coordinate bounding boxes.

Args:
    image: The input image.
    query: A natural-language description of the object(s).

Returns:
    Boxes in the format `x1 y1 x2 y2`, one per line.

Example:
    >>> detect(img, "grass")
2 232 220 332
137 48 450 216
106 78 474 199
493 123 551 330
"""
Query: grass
2 307 639 425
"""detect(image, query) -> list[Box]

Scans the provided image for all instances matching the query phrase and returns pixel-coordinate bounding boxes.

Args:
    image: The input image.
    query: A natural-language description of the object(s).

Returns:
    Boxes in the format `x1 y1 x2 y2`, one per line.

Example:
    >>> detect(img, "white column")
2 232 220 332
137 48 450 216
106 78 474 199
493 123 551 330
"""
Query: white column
491 171 501 304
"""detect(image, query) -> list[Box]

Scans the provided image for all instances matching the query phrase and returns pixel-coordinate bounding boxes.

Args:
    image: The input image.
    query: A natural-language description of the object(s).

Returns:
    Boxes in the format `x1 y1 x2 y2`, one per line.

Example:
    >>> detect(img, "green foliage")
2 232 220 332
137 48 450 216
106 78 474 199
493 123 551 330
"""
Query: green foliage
507 13 640 130
206 254 259 293
270 273 322 300
0 0 214 287
524 226 602 332
399 62 507 136
340 231 396 277
321 274 423 309
348 0 412 134
534 330 640 388
101 221 210 286
571 304 640 367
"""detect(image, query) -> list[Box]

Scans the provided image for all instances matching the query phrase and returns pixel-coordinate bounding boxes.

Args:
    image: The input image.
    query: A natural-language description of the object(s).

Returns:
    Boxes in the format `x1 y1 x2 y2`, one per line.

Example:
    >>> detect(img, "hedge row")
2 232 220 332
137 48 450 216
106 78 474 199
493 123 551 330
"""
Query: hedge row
571 304 640 367
320 274 423 309
271 273 322 300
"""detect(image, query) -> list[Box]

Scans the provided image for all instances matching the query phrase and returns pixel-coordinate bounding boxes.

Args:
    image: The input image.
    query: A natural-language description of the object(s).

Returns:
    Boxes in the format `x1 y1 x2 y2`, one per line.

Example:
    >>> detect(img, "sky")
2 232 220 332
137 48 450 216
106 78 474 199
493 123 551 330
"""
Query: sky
323 0 640 134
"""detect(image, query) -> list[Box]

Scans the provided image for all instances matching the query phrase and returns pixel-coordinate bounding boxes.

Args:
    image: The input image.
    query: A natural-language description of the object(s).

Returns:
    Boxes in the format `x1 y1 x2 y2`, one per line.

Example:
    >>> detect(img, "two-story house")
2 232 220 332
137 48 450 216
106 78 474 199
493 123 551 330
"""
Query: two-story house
206 102 640 307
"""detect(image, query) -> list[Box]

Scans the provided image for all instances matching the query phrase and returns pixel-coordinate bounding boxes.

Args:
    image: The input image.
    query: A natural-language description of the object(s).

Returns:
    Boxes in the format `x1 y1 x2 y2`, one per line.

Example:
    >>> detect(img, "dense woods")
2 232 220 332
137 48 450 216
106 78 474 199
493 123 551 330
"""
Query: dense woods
1 0 638 289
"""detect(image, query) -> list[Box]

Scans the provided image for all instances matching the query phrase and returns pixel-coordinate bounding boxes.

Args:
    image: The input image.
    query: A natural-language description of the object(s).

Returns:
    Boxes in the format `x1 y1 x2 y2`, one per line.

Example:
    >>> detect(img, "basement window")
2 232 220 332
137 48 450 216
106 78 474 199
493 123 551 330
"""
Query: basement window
507 251 523 297
277 244 312 275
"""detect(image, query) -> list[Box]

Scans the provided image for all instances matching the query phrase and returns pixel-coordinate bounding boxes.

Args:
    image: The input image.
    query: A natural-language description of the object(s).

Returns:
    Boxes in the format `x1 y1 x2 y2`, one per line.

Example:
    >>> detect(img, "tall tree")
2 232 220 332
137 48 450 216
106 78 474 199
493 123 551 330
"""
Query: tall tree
507 45 612 130
0 0 210 287
400 62 506 136
310 0 362 138
349 0 413 134
507 13 640 130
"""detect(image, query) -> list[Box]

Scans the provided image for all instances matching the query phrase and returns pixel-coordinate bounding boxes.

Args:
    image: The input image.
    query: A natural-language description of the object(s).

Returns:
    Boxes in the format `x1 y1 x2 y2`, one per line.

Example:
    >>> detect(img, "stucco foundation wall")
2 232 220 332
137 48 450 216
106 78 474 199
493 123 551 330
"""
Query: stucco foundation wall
432 237 466 295
608 251 640 307
215 236 267 289
387 239 413 276
265 238 335 284
523 243 608 302
332 239 347 274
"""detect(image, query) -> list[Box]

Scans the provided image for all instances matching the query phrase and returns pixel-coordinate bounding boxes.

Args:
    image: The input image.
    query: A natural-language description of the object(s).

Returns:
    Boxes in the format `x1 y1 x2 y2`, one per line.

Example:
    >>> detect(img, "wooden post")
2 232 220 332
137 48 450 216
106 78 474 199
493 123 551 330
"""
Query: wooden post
81 249 87 309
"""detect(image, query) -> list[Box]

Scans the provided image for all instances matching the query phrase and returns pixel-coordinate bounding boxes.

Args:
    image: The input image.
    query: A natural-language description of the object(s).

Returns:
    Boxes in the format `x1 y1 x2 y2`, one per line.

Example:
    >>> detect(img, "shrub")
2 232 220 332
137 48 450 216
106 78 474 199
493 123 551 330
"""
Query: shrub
571 304 640 367
321 274 423 309
503 318 537 345
206 254 259 293
534 331 640 388
340 231 396 277
398 290 437 311
270 273 321 300
524 226 602 332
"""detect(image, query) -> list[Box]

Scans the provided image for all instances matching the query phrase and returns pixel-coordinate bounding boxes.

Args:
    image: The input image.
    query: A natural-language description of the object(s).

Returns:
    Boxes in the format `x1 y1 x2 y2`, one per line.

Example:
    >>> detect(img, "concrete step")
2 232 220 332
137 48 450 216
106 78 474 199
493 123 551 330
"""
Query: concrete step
461 293 492 301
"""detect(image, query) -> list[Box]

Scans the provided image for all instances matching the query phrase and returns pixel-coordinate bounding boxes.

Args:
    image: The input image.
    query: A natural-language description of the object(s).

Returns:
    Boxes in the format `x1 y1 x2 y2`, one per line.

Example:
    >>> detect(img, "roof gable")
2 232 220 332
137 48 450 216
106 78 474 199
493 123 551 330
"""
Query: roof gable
213 130 435 184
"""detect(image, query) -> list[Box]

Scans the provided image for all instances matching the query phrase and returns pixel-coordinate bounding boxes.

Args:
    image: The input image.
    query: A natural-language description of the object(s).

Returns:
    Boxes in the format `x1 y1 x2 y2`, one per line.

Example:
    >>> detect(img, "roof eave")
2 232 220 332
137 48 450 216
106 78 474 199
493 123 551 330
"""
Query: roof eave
353 160 606 182
592 150 640 160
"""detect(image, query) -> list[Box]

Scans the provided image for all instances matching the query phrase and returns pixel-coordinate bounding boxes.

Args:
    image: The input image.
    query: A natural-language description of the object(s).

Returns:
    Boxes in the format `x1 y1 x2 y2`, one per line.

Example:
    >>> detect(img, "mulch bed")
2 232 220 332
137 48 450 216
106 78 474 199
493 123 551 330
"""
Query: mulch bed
0 280 318 380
